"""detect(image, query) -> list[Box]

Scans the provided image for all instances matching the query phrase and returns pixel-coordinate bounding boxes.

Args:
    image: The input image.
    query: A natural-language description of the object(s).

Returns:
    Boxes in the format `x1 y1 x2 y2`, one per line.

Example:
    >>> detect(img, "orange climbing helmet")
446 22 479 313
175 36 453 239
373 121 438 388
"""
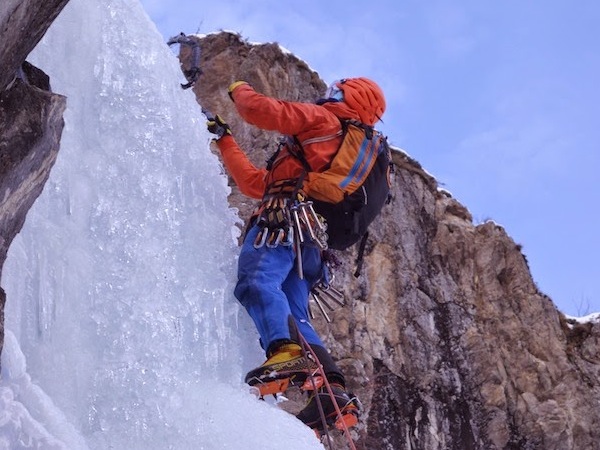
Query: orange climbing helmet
328 77 386 126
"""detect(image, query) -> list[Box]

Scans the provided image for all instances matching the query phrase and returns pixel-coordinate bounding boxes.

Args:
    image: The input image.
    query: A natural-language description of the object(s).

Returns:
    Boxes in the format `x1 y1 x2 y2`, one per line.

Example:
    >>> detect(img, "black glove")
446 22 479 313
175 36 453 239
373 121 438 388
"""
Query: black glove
206 114 232 140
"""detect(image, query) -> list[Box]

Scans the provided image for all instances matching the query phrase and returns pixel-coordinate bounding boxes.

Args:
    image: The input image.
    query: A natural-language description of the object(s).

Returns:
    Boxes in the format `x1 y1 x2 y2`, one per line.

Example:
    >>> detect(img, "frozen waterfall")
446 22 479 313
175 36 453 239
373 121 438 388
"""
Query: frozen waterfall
0 0 323 448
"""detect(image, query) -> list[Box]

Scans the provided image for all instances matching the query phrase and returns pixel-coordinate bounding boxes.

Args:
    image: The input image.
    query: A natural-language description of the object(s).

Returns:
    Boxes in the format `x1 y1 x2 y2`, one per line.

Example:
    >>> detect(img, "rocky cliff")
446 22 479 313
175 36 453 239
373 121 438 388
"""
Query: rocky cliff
0 0 69 363
181 31 600 450
1 7 599 446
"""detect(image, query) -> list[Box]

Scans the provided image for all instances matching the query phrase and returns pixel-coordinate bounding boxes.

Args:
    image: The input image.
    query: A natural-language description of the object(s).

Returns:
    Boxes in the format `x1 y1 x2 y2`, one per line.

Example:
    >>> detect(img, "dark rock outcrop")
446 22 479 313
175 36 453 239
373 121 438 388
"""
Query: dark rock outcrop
182 31 600 450
0 0 70 92
0 1 69 366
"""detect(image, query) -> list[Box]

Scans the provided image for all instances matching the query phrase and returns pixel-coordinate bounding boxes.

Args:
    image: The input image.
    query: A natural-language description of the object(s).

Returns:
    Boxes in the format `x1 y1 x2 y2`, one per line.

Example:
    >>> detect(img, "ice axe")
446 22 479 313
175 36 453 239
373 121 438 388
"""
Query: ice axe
167 32 202 89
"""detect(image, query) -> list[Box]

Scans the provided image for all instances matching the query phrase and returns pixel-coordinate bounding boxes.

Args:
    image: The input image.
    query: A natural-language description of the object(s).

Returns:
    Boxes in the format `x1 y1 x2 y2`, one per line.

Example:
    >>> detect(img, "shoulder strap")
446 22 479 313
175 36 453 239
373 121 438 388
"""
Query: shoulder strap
288 136 314 173
280 118 375 177
288 118 369 173
345 119 374 139
266 138 285 171
353 231 369 277
266 135 313 173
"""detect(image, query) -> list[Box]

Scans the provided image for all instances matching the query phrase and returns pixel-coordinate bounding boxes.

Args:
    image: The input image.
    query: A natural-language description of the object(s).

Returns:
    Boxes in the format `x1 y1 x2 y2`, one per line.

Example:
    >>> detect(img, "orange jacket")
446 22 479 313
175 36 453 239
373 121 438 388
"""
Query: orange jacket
216 83 363 199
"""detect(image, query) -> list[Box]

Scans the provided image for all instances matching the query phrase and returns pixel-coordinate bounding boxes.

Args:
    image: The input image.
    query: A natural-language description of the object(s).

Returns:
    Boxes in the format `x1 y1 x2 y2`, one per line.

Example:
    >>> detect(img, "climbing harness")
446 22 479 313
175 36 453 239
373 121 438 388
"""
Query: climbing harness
252 175 329 280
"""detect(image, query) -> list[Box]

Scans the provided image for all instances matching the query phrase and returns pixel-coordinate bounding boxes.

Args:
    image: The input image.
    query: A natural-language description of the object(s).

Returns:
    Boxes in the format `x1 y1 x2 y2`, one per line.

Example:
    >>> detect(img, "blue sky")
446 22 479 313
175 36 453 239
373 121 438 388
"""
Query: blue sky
139 0 600 317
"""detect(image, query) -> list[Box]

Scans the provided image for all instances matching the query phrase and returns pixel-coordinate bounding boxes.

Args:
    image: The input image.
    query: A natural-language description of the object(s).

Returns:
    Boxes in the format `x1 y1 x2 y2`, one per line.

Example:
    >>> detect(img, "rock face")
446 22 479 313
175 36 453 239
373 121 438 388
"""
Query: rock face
0 0 70 92
183 31 600 450
0 1 69 366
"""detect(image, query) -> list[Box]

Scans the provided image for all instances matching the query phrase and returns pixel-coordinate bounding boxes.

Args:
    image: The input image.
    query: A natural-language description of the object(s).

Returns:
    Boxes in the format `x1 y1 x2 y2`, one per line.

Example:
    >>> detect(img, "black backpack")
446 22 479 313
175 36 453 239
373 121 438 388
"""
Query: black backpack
293 119 393 252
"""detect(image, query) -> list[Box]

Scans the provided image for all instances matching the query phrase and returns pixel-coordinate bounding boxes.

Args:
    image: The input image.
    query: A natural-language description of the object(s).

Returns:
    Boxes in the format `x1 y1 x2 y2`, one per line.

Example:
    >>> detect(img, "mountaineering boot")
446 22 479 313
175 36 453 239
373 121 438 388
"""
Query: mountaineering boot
296 383 360 432
245 343 318 396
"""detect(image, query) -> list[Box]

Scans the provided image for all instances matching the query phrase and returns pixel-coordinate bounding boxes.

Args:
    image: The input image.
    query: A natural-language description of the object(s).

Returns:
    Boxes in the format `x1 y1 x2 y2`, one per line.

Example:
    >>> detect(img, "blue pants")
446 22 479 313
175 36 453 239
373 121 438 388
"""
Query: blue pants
234 224 325 352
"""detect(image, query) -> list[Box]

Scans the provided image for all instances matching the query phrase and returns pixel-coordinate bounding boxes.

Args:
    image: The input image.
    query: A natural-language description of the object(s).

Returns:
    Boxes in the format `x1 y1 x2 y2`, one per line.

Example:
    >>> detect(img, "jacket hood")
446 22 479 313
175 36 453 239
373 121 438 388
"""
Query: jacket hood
320 101 360 122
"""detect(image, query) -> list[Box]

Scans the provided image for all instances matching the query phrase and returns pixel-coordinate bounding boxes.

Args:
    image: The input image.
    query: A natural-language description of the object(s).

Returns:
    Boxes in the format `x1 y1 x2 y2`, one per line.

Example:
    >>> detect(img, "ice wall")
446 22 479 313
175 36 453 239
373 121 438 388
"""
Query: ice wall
0 0 323 448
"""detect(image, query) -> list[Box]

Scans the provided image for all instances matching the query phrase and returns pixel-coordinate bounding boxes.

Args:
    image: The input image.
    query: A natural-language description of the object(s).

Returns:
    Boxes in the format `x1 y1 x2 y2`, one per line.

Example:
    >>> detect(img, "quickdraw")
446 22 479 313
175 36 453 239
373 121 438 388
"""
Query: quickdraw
252 197 294 249
289 199 329 250
309 281 346 324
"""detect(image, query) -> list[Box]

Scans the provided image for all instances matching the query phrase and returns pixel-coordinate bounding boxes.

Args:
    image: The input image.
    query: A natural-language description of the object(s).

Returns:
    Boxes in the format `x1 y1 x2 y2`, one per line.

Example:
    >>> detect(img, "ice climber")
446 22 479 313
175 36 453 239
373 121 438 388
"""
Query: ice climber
206 77 386 431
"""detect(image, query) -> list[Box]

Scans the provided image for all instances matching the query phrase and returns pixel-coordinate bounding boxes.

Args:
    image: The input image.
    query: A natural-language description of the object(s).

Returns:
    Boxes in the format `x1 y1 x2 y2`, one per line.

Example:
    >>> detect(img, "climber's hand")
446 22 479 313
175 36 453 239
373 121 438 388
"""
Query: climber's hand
206 114 232 140
227 81 248 101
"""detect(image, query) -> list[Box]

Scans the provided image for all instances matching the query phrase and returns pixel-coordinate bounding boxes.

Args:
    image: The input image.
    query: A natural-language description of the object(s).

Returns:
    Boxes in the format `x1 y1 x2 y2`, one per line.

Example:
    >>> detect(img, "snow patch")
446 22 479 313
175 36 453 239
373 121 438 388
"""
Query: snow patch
566 312 600 324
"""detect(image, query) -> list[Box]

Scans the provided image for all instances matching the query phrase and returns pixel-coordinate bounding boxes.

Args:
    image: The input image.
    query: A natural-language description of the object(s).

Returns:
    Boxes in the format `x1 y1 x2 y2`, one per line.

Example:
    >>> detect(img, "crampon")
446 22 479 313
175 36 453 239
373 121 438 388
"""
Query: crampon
248 337 360 450
248 370 324 398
